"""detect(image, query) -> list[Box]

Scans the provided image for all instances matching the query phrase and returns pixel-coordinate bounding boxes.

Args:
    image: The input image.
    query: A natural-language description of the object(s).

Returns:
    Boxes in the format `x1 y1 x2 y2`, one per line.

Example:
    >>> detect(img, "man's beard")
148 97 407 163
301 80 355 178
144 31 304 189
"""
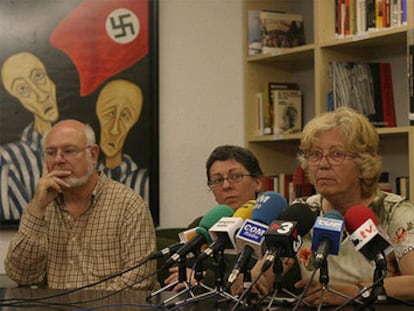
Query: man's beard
66 155 94 187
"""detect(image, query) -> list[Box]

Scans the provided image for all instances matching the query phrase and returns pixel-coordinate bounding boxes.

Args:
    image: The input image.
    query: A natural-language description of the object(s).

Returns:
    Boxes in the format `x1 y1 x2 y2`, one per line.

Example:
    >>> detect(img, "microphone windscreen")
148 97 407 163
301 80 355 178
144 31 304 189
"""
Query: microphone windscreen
324 210 343 220
198 204 234 243
278 203 317 236
252 191 288 225
344 205 379 234
233 200 255 220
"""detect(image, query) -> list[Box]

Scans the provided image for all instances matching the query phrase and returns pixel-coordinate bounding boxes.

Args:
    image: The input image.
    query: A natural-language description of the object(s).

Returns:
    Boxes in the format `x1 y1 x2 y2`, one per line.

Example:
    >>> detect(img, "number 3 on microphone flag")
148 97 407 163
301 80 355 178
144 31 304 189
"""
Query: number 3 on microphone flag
265 220 302 257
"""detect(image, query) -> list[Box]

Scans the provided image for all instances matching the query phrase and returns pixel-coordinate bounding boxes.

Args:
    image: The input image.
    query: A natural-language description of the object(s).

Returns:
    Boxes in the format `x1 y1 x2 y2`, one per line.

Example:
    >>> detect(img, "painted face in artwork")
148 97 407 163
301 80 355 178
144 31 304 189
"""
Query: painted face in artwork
96 79 142 167
1 52 58 123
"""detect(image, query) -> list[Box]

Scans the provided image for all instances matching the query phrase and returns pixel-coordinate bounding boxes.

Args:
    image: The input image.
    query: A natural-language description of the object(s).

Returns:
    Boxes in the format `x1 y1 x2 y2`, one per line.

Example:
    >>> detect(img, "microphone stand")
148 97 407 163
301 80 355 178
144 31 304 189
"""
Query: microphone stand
307 258 356 311
242 269 257 306
169 249 239 309
147 254 196 305
354 252 388 311
265 255 302 310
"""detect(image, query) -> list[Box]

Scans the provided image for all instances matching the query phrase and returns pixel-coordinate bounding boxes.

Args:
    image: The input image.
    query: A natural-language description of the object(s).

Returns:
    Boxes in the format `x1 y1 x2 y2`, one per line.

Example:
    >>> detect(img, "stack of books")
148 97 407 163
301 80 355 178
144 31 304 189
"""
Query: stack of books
255 82 303 136
248 10 305 56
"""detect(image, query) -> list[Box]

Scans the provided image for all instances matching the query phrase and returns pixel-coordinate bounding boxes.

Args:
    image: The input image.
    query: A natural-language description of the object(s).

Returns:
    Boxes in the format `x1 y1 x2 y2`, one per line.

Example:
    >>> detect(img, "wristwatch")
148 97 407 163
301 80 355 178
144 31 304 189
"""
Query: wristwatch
356 282 371 298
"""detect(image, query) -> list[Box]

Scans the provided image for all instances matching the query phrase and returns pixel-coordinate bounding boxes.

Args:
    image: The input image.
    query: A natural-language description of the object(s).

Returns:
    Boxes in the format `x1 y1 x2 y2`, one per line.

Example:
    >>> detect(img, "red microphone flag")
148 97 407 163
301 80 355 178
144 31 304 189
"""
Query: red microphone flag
50 0 149 96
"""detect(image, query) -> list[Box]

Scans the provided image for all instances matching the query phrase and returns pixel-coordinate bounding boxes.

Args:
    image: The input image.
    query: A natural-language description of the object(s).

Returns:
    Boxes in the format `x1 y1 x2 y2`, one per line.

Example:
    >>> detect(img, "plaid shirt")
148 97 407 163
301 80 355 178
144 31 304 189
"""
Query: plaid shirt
5 173 158 291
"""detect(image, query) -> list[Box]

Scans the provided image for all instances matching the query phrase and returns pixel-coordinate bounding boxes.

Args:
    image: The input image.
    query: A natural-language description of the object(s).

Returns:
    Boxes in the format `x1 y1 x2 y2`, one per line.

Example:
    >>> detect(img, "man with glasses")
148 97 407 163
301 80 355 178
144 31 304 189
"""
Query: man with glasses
4 120 158 291
164 144 264 291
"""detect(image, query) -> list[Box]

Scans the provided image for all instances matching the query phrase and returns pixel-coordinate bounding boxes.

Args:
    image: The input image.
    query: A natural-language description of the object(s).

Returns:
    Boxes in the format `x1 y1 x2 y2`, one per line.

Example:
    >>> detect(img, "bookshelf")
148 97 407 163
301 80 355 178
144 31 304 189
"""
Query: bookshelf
243 0 414 201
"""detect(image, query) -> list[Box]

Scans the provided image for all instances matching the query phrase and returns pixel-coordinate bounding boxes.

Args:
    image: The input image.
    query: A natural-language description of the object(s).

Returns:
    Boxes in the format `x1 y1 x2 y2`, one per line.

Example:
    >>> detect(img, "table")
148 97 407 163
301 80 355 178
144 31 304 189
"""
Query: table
0 287 412 310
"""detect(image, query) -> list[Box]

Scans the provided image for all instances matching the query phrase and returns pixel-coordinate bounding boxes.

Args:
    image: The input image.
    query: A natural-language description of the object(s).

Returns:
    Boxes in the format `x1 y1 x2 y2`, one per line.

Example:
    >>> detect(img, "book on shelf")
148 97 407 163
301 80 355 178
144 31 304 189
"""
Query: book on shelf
259 10 305 54
329 61 396 127
366 0 377 30
356 0 367 34
263 82 300 135
378 172 392 192
375 0 383 29
293 166 314 199
336 0 406 36
255 92 265 135
396 176 409 200
247 10 262 56
262 83 274 134
264 168 314 202
278 173 293 202
272 89 302 135
379 62 396 127
401 0 407 24
409 29 414 125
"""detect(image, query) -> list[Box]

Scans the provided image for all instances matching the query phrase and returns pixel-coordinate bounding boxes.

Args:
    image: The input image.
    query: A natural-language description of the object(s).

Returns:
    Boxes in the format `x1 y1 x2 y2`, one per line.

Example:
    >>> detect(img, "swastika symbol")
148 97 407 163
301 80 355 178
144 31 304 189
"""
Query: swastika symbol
105 8 140 44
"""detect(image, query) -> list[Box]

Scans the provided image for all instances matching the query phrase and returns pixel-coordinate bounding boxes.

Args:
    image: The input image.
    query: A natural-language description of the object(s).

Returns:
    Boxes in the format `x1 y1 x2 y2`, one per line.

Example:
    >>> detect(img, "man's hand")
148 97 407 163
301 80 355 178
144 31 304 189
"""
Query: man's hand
164 266 197 292
28 163 71 218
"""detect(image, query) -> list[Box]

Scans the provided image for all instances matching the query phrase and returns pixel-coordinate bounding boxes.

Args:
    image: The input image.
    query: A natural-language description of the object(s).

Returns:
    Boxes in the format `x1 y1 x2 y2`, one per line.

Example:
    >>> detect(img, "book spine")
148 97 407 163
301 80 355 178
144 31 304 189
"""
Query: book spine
255 92 264 135
264 176 274 191
376 0 384 29
379 63 396 127
349 0 357 35
344 0 351 35
409 30 414 125
366 0 376 30
396 176 409 199
382 0 391 27
263 83 273 134
391 0 401 27
357 0 367 33
401 0 407 24
369 63 385 127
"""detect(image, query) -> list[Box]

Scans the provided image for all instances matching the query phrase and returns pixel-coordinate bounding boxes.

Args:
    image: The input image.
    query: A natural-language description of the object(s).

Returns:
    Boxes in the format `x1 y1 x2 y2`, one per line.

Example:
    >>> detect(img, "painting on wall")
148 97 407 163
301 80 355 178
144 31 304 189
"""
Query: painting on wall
0 0 159 228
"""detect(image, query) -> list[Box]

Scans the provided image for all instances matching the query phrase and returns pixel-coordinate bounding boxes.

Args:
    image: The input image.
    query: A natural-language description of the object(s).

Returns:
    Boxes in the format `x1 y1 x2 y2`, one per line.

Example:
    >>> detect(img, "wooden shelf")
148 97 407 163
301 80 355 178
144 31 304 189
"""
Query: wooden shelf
243 0 414 200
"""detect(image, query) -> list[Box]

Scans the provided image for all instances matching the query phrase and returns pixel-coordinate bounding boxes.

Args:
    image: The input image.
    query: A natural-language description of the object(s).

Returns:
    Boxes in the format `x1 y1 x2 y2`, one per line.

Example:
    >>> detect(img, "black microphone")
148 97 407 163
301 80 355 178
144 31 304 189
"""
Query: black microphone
262 203 317 272
148 242 185 260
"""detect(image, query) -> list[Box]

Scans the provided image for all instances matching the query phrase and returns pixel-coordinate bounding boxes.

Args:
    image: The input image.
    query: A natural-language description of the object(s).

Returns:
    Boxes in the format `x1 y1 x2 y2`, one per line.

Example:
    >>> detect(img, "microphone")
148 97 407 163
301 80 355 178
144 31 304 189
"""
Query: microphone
164 204 234 268
196 200 255 263
148 242 185 260
226 192 288 288
232 199 256 220
311 210 344 268
262 203 317 272
344 205 393 265
178 227 199 243
344 205 393 304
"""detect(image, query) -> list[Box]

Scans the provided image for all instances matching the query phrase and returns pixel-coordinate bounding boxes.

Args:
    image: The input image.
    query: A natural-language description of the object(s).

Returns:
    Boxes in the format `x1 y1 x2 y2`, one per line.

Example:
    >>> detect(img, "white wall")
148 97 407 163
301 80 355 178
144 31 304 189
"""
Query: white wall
158 0 244 227
0 0 244 272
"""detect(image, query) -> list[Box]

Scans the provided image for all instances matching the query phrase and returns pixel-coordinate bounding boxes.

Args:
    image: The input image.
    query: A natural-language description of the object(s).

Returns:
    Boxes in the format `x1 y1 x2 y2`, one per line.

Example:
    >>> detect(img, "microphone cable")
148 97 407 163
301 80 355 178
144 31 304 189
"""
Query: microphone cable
334 271 414 311
2 269 161 310
230 267 265 311
291 266 318 311
0 252 160 308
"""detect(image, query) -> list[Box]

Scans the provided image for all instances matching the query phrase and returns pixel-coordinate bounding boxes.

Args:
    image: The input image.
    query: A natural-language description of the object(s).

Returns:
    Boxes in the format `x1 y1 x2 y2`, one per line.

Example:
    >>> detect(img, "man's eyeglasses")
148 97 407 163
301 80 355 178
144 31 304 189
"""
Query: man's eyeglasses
43 145 91 160
304 150 357 166
208 173 253 188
